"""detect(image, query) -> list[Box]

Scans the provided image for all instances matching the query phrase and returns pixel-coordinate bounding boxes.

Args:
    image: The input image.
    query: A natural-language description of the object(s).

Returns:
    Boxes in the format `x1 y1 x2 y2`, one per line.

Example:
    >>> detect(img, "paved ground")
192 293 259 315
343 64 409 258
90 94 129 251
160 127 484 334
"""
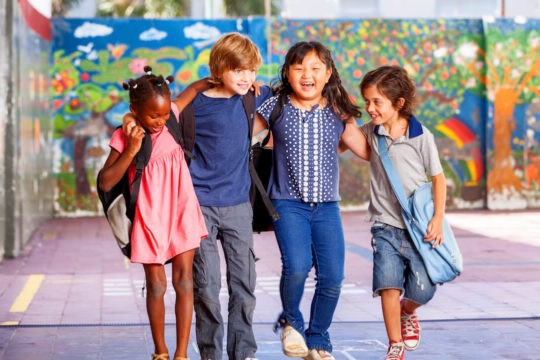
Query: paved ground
0 210 539 359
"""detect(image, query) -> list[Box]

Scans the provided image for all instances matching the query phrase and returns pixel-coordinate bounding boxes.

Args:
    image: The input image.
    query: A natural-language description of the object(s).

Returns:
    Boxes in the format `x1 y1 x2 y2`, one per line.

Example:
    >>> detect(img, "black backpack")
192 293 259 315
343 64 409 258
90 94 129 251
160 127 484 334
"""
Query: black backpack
98 93 281 259
97 109 185 259
178 92 280 232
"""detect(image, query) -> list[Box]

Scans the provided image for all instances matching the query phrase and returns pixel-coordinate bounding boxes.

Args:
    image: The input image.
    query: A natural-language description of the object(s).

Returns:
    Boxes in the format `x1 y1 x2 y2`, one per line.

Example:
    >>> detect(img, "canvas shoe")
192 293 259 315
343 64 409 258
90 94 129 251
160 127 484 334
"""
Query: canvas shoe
281 324 309 357
384 341 405 360
400 307 421 351
303 349 336 360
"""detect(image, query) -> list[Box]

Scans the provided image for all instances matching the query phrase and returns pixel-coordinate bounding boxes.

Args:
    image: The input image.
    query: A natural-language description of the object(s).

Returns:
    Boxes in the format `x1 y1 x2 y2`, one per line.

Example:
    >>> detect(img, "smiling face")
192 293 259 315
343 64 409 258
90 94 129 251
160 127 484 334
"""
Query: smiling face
131 93 171 134
219 67 257 97
286 50 332 105
362 85 403 126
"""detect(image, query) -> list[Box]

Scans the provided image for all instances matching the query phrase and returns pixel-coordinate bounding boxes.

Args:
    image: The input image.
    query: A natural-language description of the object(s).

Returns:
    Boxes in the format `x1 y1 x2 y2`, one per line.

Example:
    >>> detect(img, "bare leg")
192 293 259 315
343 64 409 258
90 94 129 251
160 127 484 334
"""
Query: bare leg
380 289 402 343
171 249 195 359
401 298 421 314
143 264 169 356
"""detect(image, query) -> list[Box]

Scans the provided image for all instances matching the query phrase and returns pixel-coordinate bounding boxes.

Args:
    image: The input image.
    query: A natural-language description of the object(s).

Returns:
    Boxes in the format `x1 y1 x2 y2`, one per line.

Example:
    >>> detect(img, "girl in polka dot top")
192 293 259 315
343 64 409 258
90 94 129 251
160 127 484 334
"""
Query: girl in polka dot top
257 41 369 360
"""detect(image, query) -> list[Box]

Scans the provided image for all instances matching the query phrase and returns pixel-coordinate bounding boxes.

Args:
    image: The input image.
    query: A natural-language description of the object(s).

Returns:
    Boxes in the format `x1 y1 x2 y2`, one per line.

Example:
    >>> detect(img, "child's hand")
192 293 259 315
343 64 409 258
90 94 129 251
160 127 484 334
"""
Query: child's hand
251 81 264 97
425 215 444 248
122 113 137 134
125 123 145 156
190 77 213 92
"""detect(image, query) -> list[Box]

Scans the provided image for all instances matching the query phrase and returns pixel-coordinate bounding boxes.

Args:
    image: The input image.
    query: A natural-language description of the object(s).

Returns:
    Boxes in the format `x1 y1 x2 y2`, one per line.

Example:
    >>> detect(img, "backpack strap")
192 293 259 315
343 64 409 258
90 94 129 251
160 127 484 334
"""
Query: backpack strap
177 102 196 166
165 104 191 163
127 131 152 220
247 92 280 222
242 91 256 143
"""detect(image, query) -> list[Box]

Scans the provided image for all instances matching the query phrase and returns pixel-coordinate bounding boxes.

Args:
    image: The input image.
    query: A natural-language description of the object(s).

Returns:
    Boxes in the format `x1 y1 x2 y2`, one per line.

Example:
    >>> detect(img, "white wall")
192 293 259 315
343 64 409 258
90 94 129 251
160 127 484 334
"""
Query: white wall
66 0 97 17
281 0 340 18
505 0 540 17
281 0 540 18
379 0 435 18
57 0 540 19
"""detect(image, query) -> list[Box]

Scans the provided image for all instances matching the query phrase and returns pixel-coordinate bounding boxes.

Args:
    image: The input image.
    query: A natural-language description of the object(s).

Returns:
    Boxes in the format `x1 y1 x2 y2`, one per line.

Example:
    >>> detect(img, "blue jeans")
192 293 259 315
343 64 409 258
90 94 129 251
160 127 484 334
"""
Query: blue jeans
272 200 345 353
193 202 257 360
370 221 436 305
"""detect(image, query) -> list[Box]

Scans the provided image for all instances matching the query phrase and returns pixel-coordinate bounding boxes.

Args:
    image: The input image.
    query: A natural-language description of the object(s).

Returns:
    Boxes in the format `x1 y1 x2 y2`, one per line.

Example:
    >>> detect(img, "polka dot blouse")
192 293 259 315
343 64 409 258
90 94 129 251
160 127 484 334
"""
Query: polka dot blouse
257 95 345 203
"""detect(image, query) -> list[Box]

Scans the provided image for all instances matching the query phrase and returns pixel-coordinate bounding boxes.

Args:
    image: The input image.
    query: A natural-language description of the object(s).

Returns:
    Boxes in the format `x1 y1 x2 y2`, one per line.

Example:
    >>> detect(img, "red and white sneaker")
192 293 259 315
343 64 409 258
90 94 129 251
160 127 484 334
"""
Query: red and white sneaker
384 341 404 360
400 308 421 351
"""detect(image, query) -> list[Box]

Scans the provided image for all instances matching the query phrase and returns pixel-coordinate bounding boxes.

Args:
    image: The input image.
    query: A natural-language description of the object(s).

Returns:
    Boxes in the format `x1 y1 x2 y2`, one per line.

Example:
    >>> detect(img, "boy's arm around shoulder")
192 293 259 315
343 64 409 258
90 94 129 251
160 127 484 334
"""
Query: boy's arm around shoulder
172 77 212 112
339 118 370 160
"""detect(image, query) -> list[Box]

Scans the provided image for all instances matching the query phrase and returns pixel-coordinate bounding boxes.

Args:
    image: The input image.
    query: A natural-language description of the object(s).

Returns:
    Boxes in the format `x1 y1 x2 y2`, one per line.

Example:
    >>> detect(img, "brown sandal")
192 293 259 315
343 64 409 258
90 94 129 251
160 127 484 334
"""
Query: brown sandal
152 353 169 360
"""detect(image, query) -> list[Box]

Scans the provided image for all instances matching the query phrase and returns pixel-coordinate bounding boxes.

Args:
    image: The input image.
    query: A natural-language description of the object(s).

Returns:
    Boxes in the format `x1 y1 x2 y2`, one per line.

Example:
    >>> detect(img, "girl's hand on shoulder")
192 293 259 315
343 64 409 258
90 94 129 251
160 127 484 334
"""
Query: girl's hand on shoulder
126 124 145 156
251 81 264 97
122 113 137 134
425 215 444 248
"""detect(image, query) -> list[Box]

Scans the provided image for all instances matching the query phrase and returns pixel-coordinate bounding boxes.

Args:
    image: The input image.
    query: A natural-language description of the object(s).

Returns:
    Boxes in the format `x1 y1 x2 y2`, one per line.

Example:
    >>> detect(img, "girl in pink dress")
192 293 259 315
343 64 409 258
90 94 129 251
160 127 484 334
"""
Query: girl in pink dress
98 66 207 360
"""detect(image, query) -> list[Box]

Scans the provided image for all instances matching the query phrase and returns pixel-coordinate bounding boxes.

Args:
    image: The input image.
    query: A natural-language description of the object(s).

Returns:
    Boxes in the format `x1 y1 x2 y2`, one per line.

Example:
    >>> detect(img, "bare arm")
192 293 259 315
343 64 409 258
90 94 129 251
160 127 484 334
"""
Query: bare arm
172 77 212 112
252 113 272 147
339 119 370 160
98 125 145 192
425 172 447 247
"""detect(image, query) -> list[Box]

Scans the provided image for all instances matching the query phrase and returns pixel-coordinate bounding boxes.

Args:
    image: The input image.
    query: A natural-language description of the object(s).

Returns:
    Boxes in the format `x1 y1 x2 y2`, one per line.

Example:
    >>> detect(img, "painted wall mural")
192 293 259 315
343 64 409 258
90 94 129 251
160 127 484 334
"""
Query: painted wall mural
51 18 269 214
481 19 540 209
51 17 540 215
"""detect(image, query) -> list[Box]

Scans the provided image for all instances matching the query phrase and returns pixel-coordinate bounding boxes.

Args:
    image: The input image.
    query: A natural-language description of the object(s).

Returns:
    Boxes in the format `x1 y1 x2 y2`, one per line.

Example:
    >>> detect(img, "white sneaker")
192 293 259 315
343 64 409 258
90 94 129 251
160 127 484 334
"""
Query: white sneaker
303 349 335 360
281 324 309 357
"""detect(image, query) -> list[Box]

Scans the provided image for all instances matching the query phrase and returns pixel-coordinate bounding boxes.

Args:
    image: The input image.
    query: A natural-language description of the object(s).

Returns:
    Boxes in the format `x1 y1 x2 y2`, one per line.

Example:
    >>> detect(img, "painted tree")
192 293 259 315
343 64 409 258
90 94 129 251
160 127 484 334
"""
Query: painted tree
454 19 540 203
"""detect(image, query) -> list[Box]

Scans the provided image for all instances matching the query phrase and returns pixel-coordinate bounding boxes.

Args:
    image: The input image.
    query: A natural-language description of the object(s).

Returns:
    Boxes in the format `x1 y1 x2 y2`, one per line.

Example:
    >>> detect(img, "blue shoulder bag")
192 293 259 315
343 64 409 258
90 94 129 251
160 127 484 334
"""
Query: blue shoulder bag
377 135 463 284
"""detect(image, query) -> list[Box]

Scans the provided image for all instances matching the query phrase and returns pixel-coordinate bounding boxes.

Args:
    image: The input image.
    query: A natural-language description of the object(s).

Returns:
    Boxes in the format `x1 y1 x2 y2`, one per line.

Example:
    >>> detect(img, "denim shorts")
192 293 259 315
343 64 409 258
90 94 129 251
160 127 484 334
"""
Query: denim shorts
370 221 436 305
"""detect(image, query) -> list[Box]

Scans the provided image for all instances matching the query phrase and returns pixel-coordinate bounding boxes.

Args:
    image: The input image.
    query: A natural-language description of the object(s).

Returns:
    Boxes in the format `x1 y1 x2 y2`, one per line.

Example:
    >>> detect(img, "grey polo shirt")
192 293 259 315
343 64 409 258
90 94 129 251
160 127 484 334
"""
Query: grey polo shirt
361 116 443 229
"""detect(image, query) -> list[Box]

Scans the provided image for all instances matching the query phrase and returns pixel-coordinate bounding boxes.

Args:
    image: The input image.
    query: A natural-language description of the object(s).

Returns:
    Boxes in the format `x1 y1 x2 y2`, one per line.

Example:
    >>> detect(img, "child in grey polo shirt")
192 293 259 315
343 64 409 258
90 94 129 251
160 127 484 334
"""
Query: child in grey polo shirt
357 66 447 360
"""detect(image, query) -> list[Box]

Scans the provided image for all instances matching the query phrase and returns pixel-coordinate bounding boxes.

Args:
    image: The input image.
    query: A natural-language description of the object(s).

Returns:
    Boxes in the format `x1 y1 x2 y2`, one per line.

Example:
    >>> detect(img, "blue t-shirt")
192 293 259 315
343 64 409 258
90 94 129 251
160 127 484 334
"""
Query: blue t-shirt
258 95 346 203
190 86 273 206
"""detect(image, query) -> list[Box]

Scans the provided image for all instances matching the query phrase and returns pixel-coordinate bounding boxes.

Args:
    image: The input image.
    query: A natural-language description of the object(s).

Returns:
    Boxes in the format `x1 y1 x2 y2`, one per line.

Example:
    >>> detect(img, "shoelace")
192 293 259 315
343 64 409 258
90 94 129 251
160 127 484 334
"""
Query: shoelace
386 343 404 360
401 312 420 337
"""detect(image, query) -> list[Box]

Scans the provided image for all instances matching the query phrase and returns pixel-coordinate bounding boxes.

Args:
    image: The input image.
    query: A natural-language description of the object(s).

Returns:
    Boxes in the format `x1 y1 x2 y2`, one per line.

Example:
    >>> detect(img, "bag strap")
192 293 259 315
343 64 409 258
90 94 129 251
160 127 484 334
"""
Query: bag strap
376 135 413 221
242 91 256 143
177 103 196 165
166 105 194 163
264 94 283 146
247 92 280 222
127 131 152 219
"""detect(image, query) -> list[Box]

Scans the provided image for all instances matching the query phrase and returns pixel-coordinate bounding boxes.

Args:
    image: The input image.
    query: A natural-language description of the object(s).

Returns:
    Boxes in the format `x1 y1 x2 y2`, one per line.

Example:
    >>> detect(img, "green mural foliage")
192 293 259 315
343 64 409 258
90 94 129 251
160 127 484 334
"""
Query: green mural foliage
51 18 540 214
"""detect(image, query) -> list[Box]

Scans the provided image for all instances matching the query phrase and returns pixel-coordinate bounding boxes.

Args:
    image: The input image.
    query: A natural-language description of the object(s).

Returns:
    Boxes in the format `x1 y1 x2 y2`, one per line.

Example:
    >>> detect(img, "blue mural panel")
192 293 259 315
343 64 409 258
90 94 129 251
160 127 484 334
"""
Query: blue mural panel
51 18 267 214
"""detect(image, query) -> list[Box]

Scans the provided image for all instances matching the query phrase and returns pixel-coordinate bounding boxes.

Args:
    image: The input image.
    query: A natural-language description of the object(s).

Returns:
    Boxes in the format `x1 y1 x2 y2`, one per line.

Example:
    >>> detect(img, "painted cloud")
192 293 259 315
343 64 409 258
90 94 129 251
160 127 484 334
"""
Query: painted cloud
139 27 168 41
74 21 113 38
183 22 221 40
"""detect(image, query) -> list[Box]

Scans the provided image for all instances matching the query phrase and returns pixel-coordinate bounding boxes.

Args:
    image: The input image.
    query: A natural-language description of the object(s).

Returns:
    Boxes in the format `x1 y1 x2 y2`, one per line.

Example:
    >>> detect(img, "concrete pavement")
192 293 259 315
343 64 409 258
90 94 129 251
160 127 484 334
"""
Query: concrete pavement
0 210 539 359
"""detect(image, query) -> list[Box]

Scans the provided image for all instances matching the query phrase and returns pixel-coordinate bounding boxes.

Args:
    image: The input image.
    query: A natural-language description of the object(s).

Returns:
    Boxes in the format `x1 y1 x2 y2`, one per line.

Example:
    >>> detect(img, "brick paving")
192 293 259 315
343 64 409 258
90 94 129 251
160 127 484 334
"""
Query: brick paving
0 211 539 359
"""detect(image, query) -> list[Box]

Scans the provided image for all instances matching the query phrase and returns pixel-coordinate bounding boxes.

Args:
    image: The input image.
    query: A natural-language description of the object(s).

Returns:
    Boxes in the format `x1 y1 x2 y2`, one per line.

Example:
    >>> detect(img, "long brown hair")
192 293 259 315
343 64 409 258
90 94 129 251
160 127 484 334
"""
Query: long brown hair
274 41 362 120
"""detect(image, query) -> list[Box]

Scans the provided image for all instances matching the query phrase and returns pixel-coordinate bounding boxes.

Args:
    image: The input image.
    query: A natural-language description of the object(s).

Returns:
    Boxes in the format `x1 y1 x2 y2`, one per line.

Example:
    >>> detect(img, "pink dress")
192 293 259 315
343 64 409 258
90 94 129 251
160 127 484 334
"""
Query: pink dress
109 106 207 264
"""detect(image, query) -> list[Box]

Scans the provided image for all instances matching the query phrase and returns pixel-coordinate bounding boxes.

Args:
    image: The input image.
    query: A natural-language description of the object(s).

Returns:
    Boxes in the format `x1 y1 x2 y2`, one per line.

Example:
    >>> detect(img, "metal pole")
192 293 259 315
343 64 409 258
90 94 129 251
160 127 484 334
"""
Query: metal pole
501 0 505 17
3 0 16 257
